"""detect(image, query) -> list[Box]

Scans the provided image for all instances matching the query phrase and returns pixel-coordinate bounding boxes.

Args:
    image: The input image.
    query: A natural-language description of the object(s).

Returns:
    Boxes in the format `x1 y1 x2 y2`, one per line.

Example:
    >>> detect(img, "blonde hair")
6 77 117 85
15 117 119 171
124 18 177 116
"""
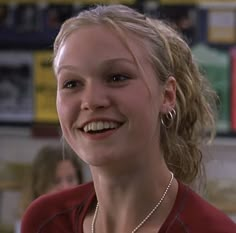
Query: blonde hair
53 5 217 185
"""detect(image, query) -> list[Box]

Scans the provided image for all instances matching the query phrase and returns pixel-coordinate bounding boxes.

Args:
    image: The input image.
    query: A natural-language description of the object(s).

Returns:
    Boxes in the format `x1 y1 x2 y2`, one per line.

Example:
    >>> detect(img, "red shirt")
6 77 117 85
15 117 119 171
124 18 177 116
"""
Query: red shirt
21 181 236 233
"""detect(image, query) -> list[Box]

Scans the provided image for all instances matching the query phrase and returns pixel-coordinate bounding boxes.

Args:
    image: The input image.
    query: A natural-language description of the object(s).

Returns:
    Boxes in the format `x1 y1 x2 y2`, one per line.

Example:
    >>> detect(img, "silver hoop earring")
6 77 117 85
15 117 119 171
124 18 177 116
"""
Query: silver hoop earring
161 108 176 128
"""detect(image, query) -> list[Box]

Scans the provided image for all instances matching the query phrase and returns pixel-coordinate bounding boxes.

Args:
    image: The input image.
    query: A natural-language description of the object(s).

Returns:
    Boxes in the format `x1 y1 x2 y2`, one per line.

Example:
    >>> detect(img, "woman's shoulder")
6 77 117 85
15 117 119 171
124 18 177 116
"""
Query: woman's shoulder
21 182 95 233
175 181 236 232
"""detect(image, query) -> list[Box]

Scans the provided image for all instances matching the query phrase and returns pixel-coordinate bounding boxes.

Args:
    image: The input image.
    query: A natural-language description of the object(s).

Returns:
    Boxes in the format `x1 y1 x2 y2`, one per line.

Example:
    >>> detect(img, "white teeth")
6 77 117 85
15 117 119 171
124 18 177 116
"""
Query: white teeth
83 121 119 133
84 124 89 132
104 122 110 129
91 122 96 131
97 121 103 130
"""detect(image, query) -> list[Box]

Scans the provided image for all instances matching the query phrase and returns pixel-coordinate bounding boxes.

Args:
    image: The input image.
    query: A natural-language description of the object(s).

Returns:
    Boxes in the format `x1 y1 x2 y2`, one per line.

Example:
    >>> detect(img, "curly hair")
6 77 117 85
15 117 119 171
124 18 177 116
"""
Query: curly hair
53 4 217 185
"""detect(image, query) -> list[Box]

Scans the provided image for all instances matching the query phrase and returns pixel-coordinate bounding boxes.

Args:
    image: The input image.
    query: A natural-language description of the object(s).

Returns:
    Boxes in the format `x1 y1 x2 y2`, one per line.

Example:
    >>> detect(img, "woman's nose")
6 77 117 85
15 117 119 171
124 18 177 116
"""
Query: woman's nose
81 83 110 111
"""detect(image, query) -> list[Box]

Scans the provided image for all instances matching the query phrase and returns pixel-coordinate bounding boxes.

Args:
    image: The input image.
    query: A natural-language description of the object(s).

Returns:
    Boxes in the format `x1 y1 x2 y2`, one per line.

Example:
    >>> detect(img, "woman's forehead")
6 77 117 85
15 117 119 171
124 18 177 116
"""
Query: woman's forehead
56 24 151 73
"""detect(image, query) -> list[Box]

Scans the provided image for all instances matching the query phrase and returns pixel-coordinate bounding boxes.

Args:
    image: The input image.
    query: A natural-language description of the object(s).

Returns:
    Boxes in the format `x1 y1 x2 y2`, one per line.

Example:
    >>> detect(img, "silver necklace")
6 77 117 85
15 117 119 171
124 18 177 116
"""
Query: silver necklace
91 172 174 233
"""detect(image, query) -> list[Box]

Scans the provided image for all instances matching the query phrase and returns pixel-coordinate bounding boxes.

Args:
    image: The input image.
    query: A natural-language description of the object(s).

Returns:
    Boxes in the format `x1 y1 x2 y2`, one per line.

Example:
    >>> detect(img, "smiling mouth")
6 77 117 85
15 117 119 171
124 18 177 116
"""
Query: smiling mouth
80 121 123 134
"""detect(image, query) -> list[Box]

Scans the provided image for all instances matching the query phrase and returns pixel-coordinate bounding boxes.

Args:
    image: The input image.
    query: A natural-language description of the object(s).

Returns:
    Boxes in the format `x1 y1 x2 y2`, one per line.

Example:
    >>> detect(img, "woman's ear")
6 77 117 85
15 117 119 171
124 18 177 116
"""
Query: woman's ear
160 76 176 113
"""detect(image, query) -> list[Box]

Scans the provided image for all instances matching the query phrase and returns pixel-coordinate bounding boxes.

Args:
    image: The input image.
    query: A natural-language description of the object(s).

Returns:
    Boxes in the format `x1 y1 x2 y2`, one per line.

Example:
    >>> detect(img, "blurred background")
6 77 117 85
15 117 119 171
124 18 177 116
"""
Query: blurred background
0 0 236 232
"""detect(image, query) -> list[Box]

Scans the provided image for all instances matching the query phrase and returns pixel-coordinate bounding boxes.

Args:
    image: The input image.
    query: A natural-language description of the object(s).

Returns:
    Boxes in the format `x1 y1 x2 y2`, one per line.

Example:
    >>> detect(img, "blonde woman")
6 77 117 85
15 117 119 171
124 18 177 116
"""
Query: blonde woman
22 5 236 233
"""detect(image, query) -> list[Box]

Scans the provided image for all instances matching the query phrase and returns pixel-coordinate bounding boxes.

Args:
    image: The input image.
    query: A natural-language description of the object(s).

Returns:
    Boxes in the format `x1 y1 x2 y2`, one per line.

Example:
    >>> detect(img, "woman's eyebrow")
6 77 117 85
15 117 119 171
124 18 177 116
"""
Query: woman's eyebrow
56 65 80 75
57 57 136 75
99 57 137 70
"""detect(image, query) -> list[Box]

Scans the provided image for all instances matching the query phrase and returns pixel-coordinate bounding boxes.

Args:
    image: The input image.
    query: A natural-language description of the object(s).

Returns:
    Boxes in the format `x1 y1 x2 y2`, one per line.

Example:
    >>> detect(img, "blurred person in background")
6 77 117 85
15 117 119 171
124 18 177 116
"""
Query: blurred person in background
15 144 83 233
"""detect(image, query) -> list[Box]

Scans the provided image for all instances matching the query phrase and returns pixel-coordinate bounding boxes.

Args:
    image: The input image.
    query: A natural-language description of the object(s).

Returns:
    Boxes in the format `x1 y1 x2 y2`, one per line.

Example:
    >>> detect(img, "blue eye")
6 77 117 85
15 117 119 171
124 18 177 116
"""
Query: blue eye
63 80 82 89
109 74 129 83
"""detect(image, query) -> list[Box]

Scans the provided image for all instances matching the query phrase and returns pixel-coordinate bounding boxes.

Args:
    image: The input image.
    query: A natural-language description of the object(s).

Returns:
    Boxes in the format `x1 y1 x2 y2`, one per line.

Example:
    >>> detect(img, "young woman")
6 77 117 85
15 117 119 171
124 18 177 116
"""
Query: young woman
20 145 83 209
21 4 236 233
16 144 83 233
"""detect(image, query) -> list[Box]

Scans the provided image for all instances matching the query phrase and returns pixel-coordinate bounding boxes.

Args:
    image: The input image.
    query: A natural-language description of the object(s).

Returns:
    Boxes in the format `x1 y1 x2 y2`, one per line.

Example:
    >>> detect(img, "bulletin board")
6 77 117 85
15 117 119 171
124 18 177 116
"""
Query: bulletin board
0 51 33 123
34 51 58 123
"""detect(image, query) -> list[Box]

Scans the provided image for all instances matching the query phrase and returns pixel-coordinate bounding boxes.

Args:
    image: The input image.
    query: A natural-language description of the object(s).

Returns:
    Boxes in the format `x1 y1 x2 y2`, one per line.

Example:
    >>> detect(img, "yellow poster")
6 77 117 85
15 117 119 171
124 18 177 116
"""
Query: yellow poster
34 51 58 123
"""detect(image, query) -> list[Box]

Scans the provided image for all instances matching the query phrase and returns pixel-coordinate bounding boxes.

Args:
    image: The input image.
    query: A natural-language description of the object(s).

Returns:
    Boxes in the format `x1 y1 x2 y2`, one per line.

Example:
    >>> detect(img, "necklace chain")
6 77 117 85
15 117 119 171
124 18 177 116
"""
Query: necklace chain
91 172 174 233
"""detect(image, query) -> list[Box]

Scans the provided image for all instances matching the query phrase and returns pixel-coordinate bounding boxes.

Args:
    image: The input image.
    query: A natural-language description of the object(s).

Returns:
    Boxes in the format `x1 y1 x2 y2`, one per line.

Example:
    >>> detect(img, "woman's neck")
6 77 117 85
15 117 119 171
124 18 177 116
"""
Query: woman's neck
87 161 178 233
